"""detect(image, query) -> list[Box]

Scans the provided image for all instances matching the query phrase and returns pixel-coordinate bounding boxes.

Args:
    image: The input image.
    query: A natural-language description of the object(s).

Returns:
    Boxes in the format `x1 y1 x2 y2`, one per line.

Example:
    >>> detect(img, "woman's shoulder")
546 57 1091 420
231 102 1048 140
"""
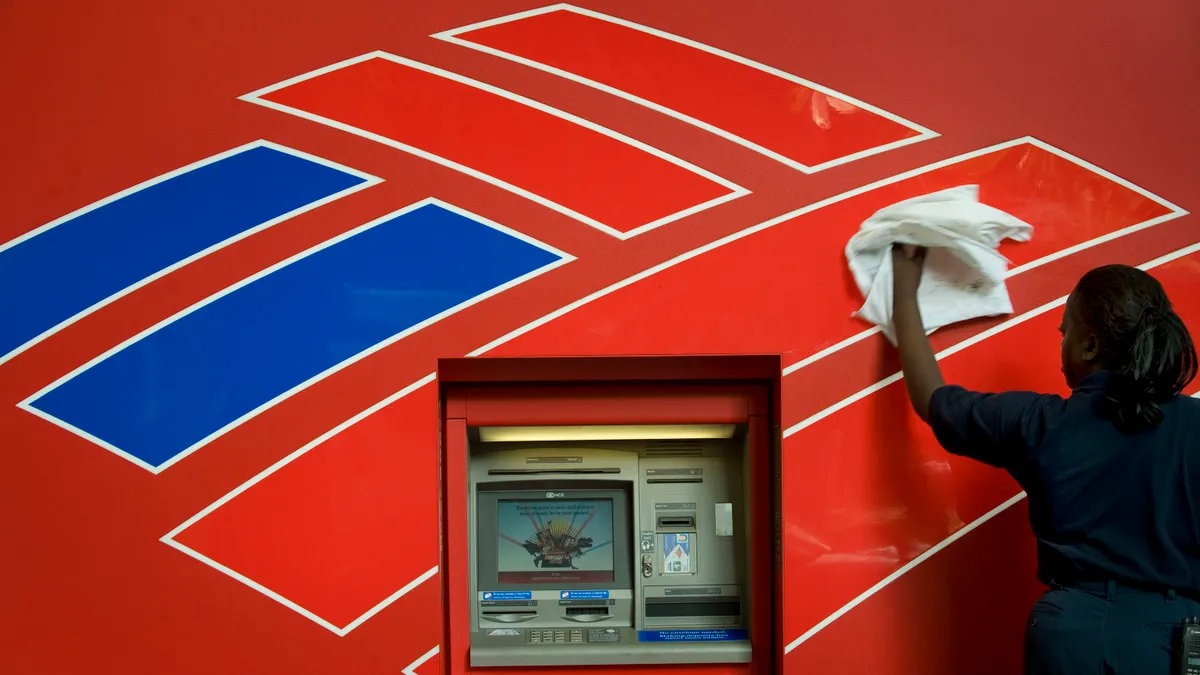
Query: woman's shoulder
1162 393 1200 418
935 384 1067 407
931 386 1071 430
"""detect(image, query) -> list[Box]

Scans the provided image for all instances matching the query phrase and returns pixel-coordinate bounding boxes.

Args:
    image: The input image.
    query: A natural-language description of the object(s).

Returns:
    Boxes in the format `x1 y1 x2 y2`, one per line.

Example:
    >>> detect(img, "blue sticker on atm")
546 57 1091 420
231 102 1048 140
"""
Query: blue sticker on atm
482 591 532 601
637 630 749 642
662 533 692 574
560 590 609 600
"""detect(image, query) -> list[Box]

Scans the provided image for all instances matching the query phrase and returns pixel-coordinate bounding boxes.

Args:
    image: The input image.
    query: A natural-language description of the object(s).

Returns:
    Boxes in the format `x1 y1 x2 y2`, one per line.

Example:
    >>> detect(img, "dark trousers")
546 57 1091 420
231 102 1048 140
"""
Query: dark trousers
1025 580 1200 674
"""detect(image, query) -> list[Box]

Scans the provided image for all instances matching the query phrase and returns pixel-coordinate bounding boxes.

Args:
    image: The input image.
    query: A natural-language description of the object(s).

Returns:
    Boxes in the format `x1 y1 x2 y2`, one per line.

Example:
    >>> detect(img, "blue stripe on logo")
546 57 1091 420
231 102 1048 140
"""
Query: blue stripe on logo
0 143 372 363
27 200 565 470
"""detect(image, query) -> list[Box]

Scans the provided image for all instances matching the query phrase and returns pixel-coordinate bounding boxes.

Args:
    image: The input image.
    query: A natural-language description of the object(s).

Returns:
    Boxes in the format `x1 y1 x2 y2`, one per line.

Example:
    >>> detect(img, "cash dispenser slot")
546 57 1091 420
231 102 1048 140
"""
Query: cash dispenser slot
656 516 696 529
645 597 742 618
565 606 610 616
564 606 612 623
488 468 622 475
482 611 538 623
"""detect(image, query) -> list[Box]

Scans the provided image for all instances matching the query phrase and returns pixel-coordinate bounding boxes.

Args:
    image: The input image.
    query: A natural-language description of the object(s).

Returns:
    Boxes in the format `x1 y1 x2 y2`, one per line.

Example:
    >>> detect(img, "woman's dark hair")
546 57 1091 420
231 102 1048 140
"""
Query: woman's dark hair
1074 264 1197 432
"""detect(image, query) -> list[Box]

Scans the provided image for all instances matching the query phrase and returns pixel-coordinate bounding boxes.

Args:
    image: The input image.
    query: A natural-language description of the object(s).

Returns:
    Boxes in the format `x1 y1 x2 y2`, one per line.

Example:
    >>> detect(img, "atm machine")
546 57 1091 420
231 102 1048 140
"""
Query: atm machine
466 425 753 667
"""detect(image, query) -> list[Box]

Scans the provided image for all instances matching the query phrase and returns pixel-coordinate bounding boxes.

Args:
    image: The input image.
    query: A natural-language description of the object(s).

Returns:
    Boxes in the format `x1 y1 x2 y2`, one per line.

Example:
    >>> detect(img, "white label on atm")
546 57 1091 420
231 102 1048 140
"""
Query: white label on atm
483 591 532 601
561 590 609 600
662 533 691 574
714 503 734 537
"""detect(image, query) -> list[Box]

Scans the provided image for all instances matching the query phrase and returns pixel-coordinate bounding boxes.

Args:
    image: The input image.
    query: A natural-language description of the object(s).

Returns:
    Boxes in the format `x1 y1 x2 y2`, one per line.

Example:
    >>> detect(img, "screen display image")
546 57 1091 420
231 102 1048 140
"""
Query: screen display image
497 498 614 583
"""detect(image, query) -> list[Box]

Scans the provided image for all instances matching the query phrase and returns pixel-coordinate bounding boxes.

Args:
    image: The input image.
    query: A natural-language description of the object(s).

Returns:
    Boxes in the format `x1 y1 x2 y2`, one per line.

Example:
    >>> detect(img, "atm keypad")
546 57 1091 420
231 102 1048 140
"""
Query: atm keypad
527 629 585 644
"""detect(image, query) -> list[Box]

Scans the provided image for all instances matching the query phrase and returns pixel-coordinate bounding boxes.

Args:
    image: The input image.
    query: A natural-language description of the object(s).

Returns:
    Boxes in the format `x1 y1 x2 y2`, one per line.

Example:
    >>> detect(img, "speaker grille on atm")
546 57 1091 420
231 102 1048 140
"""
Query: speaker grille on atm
643 440 704 456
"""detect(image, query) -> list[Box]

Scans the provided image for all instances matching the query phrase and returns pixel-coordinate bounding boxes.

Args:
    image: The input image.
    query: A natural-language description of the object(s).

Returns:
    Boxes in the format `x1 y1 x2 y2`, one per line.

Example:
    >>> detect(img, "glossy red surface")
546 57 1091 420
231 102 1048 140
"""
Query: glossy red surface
2 1 1199 673
784 497 1042 675
171 383 440 631
449 6 927 170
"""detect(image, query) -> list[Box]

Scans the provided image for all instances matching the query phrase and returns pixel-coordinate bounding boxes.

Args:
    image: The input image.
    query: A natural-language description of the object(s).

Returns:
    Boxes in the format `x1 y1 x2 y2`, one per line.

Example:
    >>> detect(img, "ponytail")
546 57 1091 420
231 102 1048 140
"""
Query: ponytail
1076 266 1197 433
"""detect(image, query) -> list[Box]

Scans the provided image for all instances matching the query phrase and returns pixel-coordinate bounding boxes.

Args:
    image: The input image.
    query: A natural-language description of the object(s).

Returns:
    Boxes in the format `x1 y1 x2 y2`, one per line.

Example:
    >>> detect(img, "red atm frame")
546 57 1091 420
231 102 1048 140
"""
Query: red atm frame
438 355 783 675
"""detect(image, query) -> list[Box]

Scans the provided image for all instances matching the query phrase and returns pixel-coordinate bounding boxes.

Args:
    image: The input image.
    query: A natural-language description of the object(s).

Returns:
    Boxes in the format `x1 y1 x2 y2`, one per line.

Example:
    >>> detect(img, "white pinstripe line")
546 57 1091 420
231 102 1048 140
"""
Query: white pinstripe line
784 295 1070 438
161 373 436 538
433 3 939 174
240 50 750 240
161 374 440 636
163 530 437 637
0 140 382 368
403 645 440 675
783 492 1028 653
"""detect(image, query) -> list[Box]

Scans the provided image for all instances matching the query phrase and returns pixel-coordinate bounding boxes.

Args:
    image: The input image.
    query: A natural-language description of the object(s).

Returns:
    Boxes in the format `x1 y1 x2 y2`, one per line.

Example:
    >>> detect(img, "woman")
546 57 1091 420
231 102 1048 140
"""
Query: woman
891 245 1200 674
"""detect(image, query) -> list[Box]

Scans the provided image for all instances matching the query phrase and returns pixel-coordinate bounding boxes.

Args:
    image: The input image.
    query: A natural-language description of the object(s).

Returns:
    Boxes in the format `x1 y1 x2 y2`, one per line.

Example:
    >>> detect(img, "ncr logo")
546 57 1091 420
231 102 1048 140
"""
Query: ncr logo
546 492 566 499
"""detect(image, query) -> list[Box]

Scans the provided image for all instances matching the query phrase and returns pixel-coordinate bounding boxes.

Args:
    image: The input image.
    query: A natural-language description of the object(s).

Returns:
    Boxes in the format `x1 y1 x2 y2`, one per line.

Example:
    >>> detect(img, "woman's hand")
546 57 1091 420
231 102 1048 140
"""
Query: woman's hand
892 244 927 298
891 244 943 422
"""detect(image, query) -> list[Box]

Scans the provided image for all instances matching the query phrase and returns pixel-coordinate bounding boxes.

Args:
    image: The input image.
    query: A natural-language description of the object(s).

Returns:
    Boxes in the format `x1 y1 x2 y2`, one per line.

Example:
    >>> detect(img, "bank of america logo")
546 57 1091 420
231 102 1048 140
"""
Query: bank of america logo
6 7 1189 675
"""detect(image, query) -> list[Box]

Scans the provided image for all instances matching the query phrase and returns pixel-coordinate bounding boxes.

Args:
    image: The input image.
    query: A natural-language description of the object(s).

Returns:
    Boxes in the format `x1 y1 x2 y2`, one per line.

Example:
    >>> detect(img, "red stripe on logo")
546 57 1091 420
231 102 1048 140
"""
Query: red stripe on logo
258 55 739 237
446 6 929 170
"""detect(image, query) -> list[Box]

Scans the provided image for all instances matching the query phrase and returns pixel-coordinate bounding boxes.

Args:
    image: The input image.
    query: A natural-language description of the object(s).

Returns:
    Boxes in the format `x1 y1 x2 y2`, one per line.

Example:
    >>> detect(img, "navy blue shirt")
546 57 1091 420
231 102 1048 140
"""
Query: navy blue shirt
929 371 1200 591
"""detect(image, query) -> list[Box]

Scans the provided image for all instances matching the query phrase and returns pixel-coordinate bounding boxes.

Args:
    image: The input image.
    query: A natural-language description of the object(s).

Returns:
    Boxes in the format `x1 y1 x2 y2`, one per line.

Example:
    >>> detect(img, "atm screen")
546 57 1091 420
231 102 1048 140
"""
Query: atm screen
497 498 615 583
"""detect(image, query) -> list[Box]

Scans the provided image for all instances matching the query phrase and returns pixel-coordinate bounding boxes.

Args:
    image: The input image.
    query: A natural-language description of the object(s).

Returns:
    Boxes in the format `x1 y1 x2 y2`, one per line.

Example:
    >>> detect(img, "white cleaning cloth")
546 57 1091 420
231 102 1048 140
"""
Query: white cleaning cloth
845 185 1033 344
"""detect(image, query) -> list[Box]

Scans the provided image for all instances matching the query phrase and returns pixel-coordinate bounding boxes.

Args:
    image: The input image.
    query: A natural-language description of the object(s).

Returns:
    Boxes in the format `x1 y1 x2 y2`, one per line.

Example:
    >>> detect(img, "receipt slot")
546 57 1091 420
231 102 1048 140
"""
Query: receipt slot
439 356 781 674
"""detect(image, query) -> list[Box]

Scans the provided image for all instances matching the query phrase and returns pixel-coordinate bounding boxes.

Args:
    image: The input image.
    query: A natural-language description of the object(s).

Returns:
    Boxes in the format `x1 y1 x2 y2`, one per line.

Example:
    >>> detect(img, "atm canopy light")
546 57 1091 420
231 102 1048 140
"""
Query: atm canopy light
477 424 737 443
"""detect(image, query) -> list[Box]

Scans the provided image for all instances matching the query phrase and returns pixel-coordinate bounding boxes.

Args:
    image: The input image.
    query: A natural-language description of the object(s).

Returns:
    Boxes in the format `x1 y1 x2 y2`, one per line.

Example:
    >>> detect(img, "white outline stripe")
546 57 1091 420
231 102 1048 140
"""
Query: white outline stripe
0 140 382 368
160 375 440 636
780 239 1200 654
161 374 434 540
403 645 440 675
161 138 1194 637
1022 137 1187 214
783 492 1028 653
784 295 1069 439
433 3 939 174
20 199 573 474
240 51 749 240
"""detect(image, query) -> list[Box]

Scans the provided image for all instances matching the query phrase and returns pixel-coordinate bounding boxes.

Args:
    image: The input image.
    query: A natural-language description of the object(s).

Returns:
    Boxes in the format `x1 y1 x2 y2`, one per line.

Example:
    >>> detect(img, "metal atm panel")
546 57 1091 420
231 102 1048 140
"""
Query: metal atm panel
466 438 750 668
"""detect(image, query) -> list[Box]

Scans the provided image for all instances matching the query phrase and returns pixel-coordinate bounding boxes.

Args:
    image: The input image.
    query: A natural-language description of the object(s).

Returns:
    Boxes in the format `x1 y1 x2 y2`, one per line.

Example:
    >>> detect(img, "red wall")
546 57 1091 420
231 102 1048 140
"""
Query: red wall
2 1 1199 673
